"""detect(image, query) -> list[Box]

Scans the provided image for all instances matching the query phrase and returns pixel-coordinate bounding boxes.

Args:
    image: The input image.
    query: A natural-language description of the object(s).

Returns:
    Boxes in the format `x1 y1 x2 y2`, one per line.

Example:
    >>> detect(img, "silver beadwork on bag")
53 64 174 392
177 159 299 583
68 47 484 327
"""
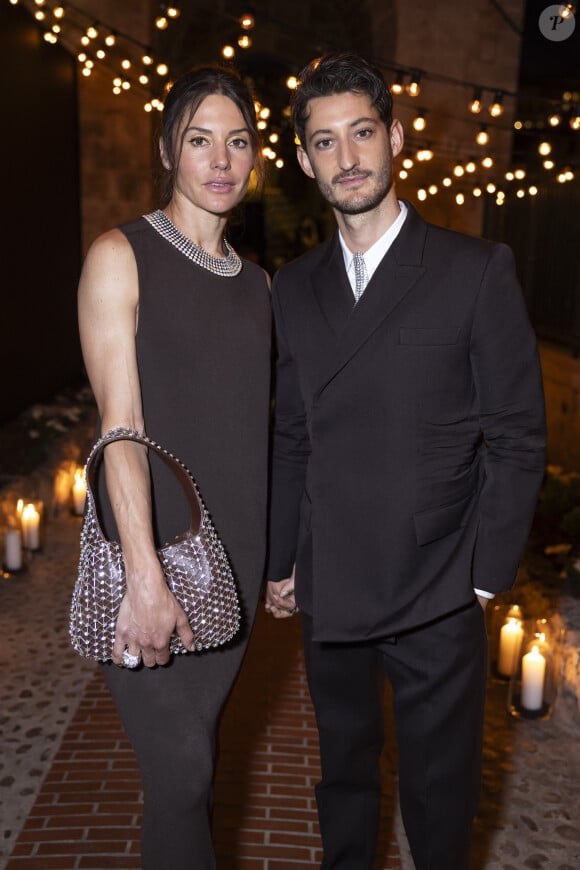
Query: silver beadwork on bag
69 427 241 661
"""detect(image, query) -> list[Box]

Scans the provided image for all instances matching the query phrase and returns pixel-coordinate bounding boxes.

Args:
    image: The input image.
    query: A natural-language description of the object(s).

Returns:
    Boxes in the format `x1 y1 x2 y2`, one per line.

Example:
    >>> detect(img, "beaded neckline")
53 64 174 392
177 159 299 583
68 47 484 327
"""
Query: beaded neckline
143 209 242 277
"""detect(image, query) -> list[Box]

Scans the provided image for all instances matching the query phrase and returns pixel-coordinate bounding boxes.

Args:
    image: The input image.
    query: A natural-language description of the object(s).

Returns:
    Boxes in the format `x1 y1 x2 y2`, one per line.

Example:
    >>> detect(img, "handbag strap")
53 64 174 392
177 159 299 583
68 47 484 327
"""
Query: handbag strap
84 427 202 536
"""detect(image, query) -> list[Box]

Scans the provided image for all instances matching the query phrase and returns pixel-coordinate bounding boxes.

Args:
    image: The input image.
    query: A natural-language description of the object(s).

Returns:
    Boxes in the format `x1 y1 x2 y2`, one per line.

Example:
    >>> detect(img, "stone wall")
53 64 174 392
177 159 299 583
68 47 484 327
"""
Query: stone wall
539 342 580 472
390 0 525 236
72 0 156 253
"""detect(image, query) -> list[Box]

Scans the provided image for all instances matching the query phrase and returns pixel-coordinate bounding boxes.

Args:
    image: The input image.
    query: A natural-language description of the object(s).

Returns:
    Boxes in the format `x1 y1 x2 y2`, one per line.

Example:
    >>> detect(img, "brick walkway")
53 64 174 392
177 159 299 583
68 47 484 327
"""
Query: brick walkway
4 607 401 870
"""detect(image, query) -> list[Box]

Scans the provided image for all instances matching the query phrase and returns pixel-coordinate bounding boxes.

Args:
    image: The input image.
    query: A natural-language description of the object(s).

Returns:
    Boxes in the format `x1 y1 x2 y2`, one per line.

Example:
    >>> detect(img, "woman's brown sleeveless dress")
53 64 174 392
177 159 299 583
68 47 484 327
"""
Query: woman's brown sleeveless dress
96 212 271 870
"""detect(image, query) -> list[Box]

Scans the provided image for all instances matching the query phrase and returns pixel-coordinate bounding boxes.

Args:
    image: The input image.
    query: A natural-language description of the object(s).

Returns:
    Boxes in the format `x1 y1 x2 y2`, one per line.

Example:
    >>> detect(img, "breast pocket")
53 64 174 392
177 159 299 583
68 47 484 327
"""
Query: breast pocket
399 327 461 346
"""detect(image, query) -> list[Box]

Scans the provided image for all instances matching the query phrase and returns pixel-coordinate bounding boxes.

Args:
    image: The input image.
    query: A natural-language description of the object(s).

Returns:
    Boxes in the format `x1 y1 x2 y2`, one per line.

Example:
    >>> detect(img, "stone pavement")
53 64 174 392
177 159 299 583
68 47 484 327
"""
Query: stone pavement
1 439 580 868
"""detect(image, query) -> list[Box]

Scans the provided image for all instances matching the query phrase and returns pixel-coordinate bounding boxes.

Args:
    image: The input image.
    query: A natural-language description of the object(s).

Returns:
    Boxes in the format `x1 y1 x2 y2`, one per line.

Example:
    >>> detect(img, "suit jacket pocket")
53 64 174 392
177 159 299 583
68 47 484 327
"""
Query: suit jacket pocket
399 327 461 346
414 491 475 546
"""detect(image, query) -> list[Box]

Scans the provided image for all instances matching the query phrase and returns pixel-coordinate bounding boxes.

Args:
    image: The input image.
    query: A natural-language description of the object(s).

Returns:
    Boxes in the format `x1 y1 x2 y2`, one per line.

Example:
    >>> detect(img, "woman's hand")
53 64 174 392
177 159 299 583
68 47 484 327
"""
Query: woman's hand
112 564 195 668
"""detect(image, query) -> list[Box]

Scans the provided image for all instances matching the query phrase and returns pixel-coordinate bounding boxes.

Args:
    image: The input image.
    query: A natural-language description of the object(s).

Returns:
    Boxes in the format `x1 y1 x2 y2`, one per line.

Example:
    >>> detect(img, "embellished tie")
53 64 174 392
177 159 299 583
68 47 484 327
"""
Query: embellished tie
352 251 368 302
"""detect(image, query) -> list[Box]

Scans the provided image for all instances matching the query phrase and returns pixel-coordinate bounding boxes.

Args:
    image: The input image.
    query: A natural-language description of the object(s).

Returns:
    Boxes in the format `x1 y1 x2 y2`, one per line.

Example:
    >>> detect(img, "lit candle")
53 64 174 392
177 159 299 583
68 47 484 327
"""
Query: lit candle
16 498 24 518
72 468 87 516
521 644 546 711
497 617 524 676
21 503 40 550
4 528 23 571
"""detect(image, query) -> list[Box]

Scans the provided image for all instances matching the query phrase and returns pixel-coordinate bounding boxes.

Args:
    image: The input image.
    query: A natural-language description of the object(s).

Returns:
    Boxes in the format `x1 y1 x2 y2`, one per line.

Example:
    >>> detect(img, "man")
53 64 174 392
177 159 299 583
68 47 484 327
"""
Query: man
265 52 546 869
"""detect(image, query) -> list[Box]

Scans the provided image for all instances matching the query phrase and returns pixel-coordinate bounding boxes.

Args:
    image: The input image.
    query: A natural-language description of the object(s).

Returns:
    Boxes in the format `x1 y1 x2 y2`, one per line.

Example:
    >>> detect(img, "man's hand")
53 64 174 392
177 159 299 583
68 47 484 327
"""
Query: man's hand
265 573 297 619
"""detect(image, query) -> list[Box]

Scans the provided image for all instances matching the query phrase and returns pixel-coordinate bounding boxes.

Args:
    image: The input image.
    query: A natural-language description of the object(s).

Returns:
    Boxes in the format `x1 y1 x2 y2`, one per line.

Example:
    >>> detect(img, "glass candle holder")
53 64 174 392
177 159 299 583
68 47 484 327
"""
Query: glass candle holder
507 616 565 721
488 602 525 682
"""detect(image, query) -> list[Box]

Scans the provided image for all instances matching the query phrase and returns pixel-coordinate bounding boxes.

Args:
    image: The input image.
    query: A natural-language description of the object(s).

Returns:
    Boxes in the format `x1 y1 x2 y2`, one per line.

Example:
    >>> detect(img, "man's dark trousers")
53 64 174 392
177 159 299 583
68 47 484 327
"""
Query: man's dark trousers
302 600 488 870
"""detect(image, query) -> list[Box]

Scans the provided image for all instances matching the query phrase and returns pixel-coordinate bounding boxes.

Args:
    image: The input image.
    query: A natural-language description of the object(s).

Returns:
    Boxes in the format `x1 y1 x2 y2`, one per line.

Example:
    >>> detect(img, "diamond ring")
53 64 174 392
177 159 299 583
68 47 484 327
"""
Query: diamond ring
122 649 141 669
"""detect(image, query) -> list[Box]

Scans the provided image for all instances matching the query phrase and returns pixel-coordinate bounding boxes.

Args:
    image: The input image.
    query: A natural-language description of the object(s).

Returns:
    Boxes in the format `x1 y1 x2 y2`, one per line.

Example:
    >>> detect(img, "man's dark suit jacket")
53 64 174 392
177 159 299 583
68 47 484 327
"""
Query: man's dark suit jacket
267 201 547 643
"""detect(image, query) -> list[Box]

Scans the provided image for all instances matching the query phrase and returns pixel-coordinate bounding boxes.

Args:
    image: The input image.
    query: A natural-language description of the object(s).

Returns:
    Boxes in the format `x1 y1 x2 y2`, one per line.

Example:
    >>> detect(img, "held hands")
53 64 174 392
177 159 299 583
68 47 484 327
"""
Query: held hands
265 573 298 619
112 566 195 668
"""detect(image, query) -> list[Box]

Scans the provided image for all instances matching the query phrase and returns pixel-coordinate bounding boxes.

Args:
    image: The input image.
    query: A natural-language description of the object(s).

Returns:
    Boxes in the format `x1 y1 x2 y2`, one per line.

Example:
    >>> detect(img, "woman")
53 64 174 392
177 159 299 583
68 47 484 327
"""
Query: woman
77 66 271 869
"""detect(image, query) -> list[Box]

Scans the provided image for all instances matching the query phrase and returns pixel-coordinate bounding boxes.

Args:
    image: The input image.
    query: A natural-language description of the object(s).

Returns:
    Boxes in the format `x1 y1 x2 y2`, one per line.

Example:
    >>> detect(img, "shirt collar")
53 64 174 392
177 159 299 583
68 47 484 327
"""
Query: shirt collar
339 200 408 283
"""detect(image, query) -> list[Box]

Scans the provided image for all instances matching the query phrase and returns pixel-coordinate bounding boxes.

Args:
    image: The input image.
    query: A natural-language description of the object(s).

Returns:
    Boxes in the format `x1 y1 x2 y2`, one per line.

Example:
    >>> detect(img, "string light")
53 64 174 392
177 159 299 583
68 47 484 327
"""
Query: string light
476 125 489 146
407 71 422 97
455 192 465 205
469 89 482 114
416 146 433 161
489 91 504 118
240 12 255 29
559 3 576 19
417 188 427 201
275 158 284 169
529 186 538 196
391 72 404 95
412 110 427 132
473 186 482 197
486 182 497 194
155 16 168 30
14 2 577 200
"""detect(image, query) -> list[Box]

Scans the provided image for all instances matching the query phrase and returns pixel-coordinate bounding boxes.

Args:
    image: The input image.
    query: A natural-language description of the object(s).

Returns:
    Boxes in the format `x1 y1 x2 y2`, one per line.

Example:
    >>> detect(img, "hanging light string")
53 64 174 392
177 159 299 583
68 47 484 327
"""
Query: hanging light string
8 0 578 203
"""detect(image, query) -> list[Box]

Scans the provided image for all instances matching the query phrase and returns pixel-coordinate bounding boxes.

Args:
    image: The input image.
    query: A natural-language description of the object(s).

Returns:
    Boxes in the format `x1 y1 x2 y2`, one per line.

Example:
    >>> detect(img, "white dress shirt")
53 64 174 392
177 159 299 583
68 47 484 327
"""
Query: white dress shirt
339 200 408 295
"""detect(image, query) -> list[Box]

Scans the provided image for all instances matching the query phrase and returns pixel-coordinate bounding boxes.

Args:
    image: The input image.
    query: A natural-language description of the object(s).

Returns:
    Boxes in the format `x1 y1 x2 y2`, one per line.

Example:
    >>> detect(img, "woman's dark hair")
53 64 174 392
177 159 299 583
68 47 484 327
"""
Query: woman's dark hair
291 52 393 150
158 65 263 206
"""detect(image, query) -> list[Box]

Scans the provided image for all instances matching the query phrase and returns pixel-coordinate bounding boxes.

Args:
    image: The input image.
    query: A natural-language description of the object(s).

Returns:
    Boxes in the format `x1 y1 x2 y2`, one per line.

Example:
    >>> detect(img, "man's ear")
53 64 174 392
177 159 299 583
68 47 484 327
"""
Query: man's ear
159 137 172 171
296 146 315 179
389 120 404 159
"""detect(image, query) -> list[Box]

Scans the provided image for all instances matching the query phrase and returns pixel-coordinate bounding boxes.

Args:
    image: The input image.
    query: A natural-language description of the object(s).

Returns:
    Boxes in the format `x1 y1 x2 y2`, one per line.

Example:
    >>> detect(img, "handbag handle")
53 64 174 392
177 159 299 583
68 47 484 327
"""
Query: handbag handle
84 427 203 538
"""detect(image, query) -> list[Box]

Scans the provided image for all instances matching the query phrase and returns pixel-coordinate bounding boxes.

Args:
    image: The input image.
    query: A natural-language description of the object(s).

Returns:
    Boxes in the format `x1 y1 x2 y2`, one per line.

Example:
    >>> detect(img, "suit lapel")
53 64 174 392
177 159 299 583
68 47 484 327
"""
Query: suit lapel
314 202 428 395
311 234 355 337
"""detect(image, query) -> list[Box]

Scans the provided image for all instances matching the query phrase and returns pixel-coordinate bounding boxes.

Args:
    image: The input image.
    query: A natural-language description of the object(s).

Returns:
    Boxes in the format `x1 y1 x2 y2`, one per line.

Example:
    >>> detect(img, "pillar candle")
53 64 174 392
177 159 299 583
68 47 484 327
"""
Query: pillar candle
497 618 524 677
521 644 546 711
4 528 23 571
21 503 40 550
72 468 87 516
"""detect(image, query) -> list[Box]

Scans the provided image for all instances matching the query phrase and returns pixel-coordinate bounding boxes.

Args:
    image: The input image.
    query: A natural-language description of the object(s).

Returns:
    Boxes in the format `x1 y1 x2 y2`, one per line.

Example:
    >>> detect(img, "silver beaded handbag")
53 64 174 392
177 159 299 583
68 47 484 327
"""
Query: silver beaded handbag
69 427 241 662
